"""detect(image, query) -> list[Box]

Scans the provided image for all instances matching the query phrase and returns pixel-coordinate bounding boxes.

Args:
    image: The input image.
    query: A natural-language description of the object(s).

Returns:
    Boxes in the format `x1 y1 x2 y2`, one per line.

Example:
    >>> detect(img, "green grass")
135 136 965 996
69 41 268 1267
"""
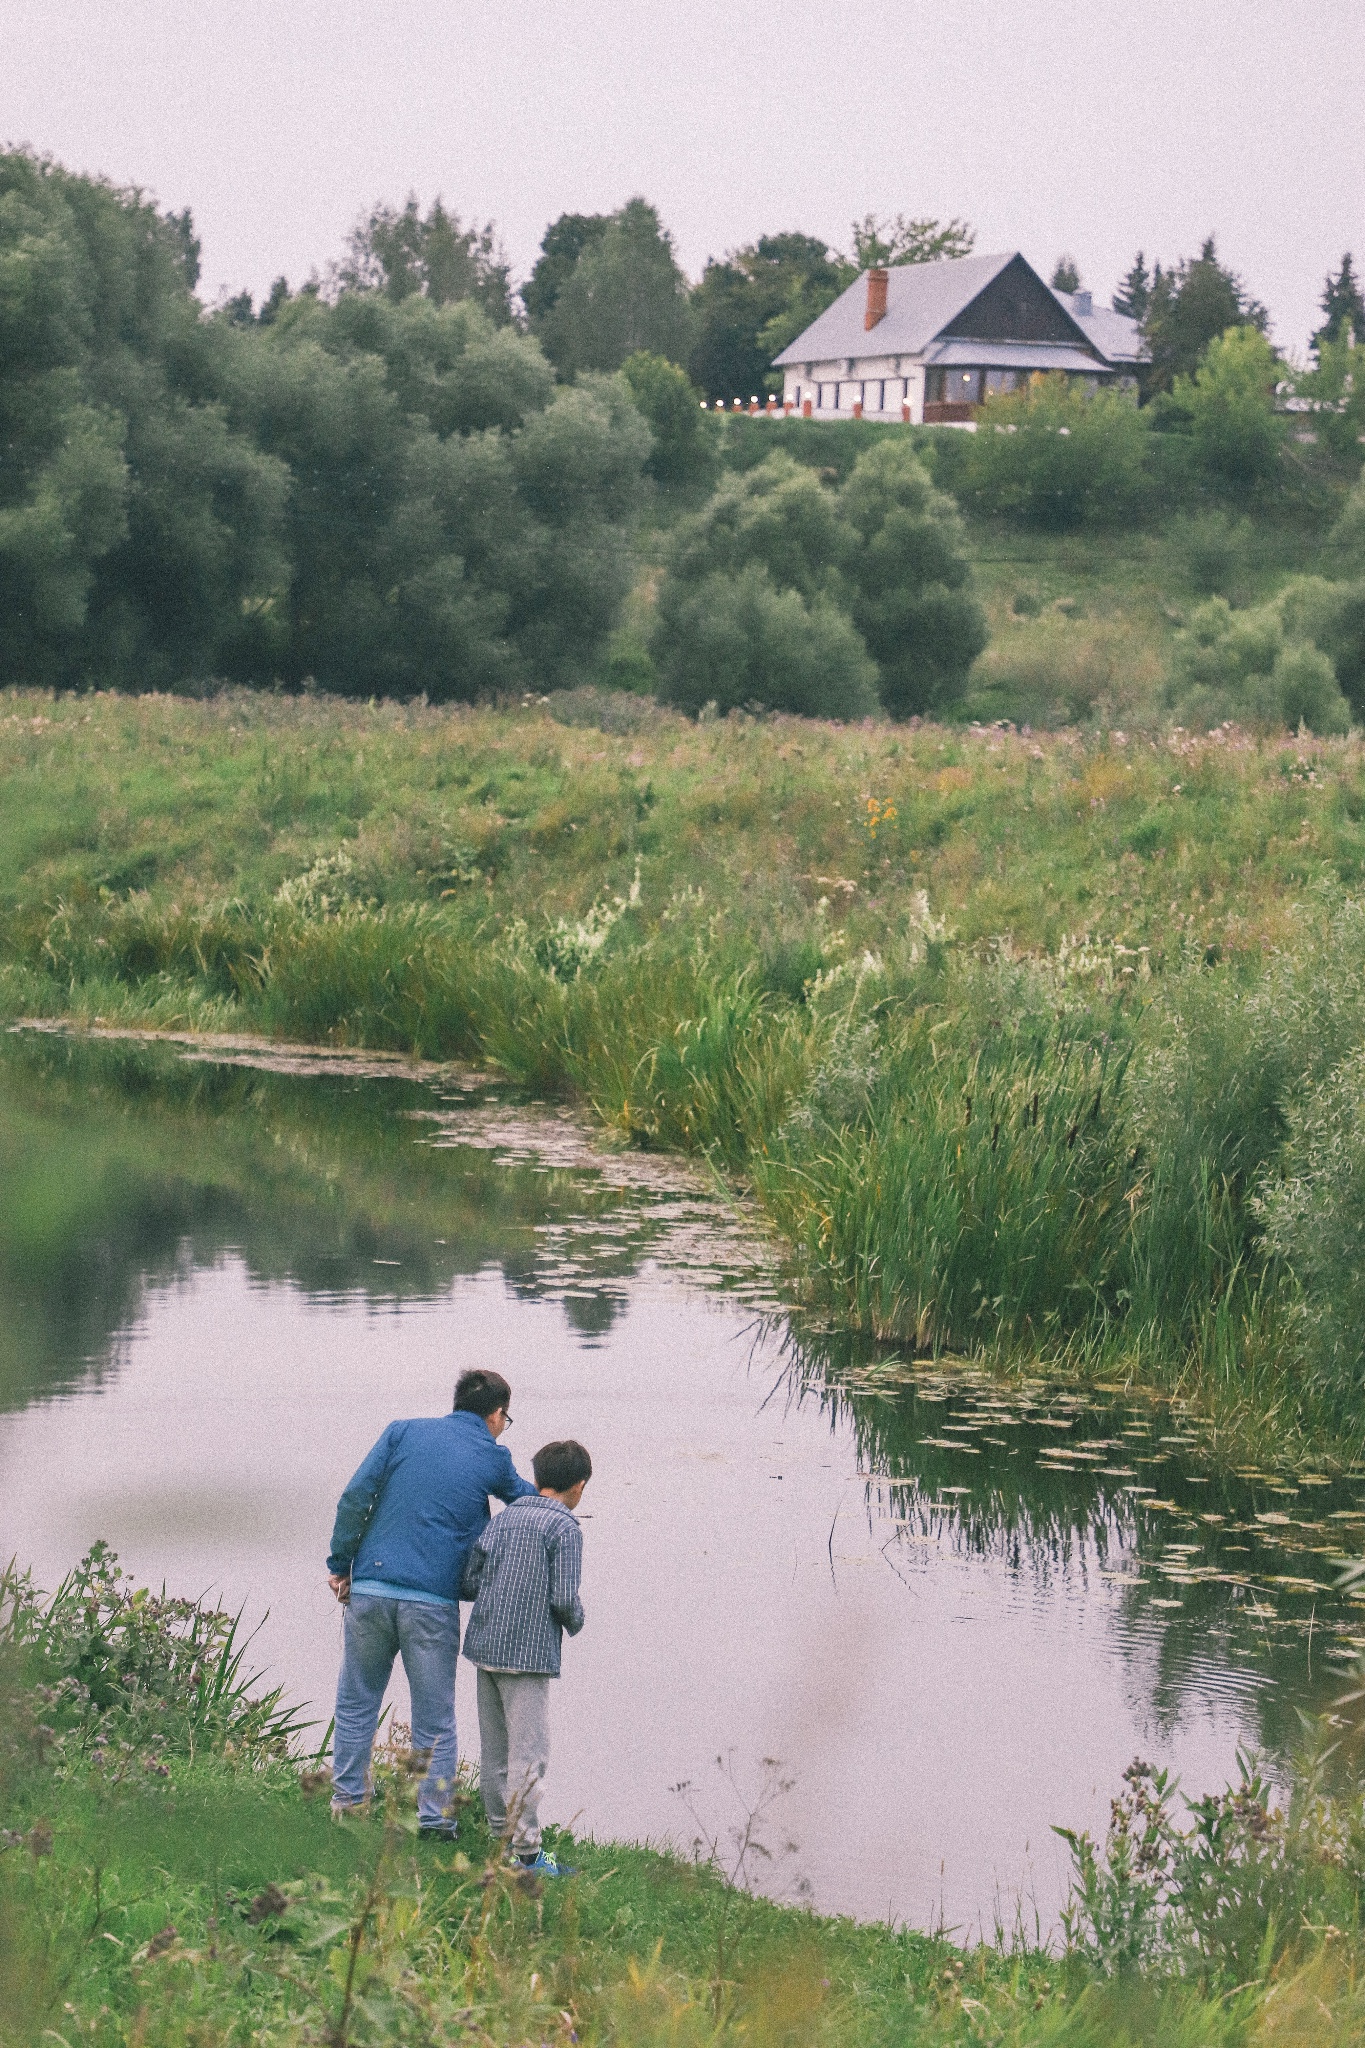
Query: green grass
8 1552 1365 2048
12 689 1365 1459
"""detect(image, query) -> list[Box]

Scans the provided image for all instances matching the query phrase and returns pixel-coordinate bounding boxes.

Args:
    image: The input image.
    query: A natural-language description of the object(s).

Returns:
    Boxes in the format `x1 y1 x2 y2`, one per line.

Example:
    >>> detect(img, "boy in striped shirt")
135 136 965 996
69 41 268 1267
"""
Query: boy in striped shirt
460 1438 591 1876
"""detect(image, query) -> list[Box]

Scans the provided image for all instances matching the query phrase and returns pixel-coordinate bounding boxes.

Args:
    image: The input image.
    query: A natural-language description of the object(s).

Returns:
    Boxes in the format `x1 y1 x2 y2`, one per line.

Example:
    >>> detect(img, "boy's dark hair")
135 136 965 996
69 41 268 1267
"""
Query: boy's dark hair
453 1369 512 1418
533 1440 593 1493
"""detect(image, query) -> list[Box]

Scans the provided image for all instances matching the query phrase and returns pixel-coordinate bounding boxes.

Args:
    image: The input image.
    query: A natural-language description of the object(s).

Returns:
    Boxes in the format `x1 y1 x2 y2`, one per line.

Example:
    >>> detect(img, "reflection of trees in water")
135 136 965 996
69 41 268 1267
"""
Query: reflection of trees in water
0 1034 668 1411
773 1322 1352 1771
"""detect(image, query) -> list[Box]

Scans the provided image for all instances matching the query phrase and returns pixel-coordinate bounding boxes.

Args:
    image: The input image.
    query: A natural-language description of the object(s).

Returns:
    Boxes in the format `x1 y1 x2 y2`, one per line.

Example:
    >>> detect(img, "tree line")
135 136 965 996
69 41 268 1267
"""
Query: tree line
2 147 1361 715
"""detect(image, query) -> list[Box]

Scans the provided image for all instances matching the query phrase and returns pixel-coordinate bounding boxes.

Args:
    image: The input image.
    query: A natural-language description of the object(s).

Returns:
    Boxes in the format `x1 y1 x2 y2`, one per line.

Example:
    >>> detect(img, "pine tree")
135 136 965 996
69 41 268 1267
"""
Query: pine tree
1312 253 1365 355
1050 255 1081 294
1112 252 1151 322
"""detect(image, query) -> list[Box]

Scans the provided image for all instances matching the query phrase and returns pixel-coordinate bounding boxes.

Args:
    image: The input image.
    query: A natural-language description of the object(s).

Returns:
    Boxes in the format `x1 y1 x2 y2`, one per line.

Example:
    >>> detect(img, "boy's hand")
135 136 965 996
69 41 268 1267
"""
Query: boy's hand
328 1573 351 1604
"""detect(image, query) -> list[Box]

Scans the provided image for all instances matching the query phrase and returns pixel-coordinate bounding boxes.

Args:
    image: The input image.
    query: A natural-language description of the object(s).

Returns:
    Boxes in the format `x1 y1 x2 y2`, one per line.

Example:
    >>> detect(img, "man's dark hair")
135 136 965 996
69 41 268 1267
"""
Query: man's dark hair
453 1369 512 1418
533 1440 593 1493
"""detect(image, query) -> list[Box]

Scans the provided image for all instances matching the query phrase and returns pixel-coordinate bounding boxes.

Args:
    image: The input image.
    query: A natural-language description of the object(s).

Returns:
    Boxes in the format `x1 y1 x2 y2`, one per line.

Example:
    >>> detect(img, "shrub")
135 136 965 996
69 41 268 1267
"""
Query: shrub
835 437 987 716
963 618 1139 728
1166 509 1254 596
1272 641 1351 734
649 444 983 719
1259 1044 1365 1408
955 375 1150 531
652 563 878 719
1333 469 1365 569
1167 594 1352 732
1279 575 1365 714
1171 325 1286 488
619 350 713 488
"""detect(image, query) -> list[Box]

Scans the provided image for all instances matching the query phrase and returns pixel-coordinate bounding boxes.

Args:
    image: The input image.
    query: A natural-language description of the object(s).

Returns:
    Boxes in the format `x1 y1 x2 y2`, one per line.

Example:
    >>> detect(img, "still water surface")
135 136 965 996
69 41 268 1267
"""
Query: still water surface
2 1028 1363 1933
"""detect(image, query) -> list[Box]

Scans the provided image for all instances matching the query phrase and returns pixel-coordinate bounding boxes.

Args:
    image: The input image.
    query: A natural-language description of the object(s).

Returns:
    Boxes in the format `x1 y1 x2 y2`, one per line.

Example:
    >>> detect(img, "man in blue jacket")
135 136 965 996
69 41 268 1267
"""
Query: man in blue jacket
325 1367 537 1834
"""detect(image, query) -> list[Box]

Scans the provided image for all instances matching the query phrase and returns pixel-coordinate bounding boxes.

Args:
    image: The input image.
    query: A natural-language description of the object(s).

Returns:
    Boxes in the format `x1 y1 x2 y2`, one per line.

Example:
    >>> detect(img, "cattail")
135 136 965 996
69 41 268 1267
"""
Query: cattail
963 1094 972 1124
1066 1120 1079 1149
991 1121 1000 1152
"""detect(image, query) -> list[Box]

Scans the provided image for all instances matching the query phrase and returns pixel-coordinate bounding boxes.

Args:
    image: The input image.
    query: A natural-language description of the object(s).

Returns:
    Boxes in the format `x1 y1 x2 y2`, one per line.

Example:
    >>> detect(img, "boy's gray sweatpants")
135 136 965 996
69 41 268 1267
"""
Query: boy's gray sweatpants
475 1667 552 1852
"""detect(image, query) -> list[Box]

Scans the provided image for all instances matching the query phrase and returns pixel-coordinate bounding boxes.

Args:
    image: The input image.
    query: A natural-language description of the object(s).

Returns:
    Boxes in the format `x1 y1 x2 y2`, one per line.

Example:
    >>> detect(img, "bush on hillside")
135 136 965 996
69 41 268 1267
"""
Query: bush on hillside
1166 595 1351 733
1333 471 1365 569
1169 326 1286 488
650 445 983 719
954 375 1150 531
1166 509 1254 597
835 437 987 716
651 563 879 719
962 618 1149 729
619 351 713 488
1279 575 1365 716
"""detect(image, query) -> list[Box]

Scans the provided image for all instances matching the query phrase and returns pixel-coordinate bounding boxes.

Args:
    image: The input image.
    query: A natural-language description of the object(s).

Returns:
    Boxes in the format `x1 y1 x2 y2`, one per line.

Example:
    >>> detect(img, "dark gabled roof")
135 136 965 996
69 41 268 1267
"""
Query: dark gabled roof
772 251 1142 370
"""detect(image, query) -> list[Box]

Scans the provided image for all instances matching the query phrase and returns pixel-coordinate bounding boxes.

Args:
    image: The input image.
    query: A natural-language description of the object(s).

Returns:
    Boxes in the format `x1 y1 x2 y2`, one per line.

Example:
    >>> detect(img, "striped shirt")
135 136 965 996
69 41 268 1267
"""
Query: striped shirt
460 1494 584 1677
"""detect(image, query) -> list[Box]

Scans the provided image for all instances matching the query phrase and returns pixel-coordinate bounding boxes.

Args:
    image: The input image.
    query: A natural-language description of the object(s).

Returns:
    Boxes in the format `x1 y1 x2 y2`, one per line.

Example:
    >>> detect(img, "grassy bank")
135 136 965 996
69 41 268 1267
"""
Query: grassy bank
10 1550 1365 2048
10 689 1365 1457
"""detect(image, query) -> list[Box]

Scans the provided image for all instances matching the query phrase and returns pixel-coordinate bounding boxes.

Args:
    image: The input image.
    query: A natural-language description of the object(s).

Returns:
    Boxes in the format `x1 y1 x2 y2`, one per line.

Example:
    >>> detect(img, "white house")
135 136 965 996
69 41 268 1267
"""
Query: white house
772 250 1143 424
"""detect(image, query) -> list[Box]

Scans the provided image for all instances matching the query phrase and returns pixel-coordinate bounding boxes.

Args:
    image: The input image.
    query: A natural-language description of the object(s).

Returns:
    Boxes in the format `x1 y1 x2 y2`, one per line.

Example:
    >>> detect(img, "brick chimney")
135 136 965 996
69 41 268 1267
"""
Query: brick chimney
864 267 889 330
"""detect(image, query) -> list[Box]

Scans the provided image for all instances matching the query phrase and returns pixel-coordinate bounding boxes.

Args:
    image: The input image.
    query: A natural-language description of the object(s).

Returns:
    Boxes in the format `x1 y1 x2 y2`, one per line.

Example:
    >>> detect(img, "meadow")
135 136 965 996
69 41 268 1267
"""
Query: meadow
11 1545 1365 2048
7 679 1365 1460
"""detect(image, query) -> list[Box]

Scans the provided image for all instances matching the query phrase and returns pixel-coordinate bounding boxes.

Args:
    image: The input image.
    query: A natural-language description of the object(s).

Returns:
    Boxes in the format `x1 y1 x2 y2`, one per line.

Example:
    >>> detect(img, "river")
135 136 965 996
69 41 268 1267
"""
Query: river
2 1025 1361 1934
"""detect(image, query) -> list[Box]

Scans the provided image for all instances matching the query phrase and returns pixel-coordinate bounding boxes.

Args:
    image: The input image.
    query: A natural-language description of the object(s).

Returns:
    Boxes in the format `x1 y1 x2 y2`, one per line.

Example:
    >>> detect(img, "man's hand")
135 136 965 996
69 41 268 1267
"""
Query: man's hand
328 1573 351 1604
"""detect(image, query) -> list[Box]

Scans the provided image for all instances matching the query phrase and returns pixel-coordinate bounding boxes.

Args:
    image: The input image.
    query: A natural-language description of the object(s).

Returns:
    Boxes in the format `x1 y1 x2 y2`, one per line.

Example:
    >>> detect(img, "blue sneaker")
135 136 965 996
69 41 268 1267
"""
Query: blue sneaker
513 1848 577 1879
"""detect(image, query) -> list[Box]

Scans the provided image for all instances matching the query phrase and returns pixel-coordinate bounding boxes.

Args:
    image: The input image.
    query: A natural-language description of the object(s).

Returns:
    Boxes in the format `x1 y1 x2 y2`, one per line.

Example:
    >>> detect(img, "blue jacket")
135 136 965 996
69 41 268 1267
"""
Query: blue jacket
326 1411 536 1601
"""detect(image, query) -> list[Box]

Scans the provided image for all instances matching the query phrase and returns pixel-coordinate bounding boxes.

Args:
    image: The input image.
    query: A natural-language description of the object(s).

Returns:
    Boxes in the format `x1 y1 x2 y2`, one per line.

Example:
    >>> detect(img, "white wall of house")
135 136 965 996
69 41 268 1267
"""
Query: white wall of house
782 357 927 421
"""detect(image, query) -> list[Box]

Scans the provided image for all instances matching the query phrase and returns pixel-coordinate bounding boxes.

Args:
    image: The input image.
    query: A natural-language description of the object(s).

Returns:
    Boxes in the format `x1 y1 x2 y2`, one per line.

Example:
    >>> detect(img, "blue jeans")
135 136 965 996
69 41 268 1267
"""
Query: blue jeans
332 1594 461 1823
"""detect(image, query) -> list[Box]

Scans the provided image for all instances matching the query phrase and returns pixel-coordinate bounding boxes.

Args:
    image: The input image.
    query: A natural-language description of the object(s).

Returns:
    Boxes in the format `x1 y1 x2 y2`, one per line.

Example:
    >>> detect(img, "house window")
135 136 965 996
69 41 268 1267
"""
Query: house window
984 369 1023 396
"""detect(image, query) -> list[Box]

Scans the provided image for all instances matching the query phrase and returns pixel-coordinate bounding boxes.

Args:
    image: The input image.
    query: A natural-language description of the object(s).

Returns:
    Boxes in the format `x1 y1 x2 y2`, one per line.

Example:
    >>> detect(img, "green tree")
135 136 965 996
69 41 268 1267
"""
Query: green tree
650 446 982 719
1311 253 1365 355
1050 255 1081 294
1167 594 1349 733
756 215 976 383
689 232 841 403
538 199 694 379
523 213 610 329
0 150 288 689
847 213 975 268
1170 325 1285 487
957 376 1150 530
653 564 879 719
230 291 647 697
336 195 513 324
1112 253 1151 321
619 351 711 486
836 438 987 717
1142 238 1269 394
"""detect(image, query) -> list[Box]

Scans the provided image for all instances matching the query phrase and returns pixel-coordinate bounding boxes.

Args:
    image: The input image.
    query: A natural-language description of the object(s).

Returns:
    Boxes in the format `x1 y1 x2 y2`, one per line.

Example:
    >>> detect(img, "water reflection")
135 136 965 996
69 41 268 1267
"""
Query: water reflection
2 1024 1362 1929
791 1336 1365 1766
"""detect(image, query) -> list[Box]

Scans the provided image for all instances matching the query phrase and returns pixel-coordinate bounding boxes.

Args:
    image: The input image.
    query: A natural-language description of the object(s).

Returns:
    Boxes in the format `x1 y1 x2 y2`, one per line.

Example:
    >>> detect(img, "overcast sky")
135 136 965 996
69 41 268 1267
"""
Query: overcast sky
4 0 1360 354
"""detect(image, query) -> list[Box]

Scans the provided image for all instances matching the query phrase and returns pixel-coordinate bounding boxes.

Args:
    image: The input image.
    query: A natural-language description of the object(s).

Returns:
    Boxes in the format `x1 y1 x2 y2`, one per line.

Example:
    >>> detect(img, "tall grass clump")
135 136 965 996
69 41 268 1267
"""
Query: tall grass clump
757 978 1135 1347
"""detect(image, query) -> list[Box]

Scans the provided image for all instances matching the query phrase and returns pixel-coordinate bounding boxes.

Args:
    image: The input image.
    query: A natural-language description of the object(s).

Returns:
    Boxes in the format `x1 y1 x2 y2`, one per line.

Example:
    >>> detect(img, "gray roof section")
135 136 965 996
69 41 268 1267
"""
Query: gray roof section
925 338 1115 373
772 250 1020 366
1052 290 1145 364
